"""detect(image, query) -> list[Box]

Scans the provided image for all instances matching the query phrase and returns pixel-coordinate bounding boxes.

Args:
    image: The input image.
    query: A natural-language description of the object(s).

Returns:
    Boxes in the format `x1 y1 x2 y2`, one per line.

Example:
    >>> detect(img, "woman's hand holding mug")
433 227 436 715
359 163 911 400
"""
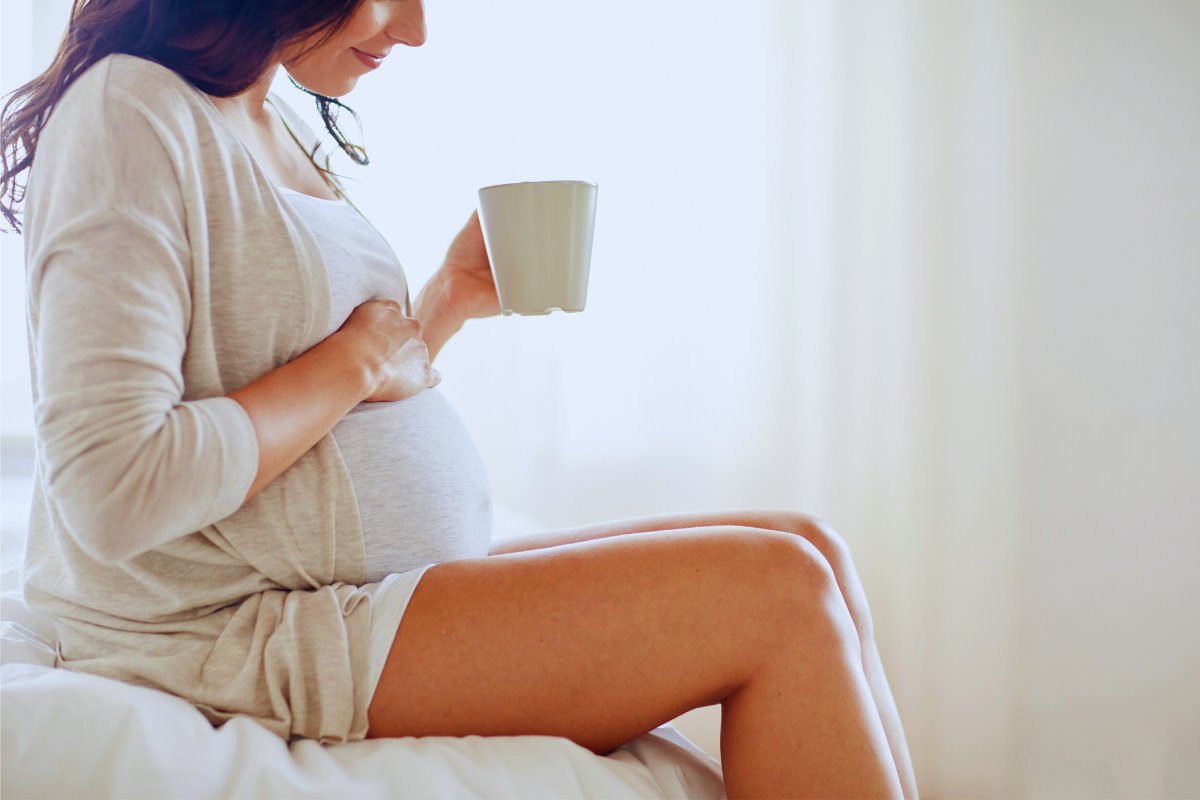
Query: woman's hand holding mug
438 210 503 322
338 299 441 402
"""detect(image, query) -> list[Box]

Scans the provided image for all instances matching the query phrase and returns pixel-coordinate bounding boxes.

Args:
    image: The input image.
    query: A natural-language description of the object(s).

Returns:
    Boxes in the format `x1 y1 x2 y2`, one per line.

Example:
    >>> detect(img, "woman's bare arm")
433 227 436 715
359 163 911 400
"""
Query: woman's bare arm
410 270 464 364
227 330 372 503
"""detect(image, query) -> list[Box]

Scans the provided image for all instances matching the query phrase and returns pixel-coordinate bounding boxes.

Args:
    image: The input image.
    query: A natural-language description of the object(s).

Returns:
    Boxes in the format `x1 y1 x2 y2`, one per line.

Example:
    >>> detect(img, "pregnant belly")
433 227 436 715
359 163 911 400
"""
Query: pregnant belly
331 388 494 583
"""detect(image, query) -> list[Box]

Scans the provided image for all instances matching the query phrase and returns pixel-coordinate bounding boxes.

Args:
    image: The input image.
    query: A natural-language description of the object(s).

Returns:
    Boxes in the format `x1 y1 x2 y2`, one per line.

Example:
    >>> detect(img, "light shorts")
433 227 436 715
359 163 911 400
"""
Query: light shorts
358 563 436 704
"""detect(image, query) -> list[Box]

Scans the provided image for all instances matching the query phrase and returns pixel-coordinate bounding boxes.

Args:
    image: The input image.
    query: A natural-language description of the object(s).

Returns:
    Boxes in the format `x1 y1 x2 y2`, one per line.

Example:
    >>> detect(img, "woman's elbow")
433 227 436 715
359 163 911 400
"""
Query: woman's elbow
38 400 244 564
43 441 174 565
49 487 156 565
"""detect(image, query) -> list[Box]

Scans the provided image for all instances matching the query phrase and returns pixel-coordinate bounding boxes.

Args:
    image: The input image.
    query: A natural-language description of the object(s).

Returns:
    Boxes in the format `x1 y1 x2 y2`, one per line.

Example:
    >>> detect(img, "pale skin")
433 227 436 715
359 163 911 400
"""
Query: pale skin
216 2 919 797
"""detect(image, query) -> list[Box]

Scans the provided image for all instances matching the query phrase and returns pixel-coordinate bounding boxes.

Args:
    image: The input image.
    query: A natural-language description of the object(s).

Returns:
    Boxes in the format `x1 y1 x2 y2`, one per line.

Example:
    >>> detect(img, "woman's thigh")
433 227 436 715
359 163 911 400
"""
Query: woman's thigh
496 509 845 568
499 509 873 640
366 526 845 754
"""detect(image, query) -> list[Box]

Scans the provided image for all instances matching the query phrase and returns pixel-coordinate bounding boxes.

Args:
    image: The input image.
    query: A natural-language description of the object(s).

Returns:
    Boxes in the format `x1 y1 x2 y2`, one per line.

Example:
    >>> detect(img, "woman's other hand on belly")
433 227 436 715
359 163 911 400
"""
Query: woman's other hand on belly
337 299 442 402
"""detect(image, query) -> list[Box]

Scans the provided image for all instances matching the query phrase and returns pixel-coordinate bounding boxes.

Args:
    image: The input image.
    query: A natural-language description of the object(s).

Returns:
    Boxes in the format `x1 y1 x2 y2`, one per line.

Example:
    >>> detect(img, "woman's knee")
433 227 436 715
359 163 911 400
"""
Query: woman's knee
733 529 859 654
757 512 875 623
758 511 855 572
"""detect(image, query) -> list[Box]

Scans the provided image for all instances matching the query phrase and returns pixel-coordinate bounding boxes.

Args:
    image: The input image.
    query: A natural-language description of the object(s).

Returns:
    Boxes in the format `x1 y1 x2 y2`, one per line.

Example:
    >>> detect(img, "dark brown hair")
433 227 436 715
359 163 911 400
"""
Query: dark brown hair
0 0 371 234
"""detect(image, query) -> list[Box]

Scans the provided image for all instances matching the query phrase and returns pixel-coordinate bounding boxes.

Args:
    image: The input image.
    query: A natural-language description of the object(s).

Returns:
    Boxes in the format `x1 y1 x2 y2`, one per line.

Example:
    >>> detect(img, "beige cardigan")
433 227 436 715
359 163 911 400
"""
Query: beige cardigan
21 53 401 744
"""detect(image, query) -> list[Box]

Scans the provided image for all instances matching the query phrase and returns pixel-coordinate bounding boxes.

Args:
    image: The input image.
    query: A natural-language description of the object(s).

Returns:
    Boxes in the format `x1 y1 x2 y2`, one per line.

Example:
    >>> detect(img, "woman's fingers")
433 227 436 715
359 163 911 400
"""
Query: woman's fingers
336 298 441 401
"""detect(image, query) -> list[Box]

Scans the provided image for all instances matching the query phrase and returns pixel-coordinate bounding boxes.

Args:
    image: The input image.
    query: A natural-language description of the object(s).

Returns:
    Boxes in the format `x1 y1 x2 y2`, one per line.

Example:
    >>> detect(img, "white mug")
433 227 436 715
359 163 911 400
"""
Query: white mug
477 180 599 316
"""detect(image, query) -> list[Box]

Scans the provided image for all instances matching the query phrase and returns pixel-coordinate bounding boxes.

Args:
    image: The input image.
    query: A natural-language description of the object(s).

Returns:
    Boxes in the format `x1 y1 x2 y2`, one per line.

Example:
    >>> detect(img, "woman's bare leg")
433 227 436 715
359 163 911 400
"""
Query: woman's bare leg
491 509 920 799
369 527 902 798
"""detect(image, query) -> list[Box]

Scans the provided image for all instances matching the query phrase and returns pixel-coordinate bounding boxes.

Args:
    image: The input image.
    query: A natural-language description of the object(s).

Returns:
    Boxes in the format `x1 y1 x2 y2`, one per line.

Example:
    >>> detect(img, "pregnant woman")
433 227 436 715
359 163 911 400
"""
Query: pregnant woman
1 2 917 798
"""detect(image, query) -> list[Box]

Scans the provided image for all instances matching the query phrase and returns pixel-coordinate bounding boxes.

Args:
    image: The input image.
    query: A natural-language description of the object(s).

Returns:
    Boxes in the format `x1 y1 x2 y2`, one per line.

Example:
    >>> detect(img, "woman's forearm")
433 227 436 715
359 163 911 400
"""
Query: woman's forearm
412 270 464 364
228 331 371 503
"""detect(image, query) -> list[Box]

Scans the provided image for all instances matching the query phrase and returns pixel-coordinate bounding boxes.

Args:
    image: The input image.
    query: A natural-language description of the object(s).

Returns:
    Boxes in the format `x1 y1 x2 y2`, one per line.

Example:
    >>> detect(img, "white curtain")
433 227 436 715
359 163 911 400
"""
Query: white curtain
3 2 1198 797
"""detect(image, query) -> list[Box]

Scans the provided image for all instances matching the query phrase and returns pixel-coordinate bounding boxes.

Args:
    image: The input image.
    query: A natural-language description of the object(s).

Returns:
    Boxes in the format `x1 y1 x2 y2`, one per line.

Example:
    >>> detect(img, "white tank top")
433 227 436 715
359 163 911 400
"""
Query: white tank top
278 185 493 582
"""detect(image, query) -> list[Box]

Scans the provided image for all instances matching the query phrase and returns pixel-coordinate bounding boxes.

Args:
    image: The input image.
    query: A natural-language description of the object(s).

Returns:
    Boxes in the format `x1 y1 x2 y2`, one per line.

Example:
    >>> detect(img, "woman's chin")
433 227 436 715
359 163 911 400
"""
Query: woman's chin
322 81 359 99
287 72 359 99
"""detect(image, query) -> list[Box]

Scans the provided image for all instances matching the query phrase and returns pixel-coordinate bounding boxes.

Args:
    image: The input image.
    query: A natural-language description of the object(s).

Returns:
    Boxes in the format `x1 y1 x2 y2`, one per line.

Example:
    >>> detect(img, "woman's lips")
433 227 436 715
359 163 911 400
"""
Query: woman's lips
352 48 384 69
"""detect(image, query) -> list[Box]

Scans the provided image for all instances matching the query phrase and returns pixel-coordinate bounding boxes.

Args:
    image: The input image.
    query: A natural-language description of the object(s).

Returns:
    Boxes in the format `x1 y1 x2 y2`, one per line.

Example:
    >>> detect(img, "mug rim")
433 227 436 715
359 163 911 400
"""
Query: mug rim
479 179 598 192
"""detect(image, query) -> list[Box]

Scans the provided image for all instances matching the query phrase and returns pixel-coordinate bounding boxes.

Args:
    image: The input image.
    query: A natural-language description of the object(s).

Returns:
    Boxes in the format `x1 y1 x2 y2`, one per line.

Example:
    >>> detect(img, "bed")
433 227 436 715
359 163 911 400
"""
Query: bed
0 507 726 799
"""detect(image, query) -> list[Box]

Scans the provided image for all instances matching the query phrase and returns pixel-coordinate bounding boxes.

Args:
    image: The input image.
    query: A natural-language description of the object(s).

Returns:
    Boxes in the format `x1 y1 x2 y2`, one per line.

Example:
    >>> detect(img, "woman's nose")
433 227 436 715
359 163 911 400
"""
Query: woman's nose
386 1 428 47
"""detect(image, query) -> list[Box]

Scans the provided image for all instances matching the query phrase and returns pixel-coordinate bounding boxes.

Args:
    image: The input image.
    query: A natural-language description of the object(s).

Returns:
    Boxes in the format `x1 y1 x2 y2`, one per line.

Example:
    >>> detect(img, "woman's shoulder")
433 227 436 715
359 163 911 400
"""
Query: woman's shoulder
48 53 212 138
27 54 228 241
96 52 193 90
34 52 232 203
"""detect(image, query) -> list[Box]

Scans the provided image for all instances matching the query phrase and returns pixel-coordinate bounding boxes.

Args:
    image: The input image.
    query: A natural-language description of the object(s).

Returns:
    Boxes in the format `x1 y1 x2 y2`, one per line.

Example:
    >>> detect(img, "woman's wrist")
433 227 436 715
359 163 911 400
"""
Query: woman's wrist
326 327 379 402
413 270 465 364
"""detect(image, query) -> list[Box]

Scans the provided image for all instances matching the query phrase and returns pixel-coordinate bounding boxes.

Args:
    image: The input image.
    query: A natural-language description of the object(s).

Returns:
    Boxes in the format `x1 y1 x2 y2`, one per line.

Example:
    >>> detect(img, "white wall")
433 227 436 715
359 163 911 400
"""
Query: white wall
0 0 70 439
812 3 1027 793
810 3 1200 795
1014 2 1200 795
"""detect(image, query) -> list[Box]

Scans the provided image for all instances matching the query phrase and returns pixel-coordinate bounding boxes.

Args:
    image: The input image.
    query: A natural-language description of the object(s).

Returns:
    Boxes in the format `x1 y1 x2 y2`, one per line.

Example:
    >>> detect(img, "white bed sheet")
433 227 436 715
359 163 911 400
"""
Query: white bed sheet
0 518 726 799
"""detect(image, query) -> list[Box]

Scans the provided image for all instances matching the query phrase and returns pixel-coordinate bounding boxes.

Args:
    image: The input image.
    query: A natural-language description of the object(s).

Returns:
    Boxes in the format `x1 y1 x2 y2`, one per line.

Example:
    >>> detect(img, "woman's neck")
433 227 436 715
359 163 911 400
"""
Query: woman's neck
207 63 281 129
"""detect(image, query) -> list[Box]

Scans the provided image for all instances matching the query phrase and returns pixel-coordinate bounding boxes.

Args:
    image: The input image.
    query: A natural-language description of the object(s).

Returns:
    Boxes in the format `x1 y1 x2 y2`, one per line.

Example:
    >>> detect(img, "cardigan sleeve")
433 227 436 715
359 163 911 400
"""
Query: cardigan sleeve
26 62 259 564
